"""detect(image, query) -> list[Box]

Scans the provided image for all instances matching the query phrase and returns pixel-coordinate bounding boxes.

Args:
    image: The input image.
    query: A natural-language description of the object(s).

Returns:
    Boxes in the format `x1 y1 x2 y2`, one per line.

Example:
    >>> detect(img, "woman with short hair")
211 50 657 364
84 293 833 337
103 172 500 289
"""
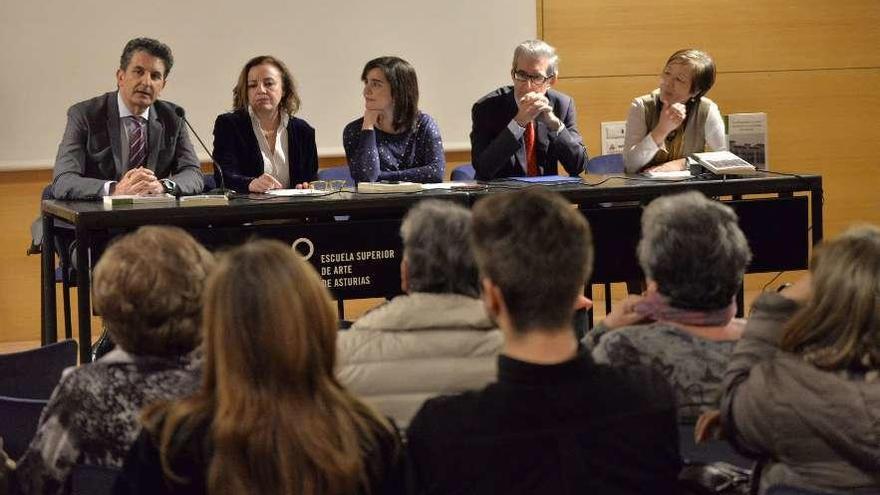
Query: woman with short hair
213 55 318 193
115 240 404 495
623 49 726 173
586 191 752 422
337 200 502 430
343 56 445 183
721 226 880 493
13 226 212 494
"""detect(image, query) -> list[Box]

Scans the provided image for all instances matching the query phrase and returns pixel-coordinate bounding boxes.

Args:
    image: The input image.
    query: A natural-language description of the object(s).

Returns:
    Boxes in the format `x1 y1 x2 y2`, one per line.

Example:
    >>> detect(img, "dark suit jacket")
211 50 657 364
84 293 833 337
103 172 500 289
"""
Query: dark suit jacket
51 91 203 199
212 110 318 192
470 86 588 180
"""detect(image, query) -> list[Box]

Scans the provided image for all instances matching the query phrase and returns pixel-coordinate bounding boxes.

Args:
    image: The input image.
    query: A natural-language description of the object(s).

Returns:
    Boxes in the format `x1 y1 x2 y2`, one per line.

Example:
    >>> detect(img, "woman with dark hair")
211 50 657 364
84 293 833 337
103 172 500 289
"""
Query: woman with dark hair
213 55 318 193
115 240 404 495
623 49 726 174
720 226 880 493
343 56 444 183
12 226 213 495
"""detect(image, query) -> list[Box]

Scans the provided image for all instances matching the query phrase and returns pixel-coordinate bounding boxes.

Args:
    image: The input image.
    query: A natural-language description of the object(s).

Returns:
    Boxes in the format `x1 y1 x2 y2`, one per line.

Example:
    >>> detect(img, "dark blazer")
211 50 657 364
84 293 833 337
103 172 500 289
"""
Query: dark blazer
470 86 588 180
51 91 203 200
212 110 318 193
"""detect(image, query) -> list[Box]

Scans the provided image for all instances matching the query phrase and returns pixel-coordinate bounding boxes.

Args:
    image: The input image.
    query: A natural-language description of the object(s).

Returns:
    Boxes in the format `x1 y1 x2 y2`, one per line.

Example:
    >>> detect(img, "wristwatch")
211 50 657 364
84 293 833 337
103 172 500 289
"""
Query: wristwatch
160 179 177 195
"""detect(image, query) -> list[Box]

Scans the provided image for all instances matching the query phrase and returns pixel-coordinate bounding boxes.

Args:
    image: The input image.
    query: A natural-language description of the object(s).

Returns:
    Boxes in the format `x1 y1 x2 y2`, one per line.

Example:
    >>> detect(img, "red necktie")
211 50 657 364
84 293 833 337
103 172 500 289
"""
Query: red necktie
524 122 538 176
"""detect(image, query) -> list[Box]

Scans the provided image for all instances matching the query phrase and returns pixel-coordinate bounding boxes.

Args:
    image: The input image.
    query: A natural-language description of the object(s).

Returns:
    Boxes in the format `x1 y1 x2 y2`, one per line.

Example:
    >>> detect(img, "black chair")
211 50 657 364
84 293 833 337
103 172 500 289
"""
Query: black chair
679 421 752 469
765 485 839 495
0 340 78 399
69 464 121 495
586 153 624 174
450 163 475 181
317 165 355 186
0 395 48 459
202 171 218 192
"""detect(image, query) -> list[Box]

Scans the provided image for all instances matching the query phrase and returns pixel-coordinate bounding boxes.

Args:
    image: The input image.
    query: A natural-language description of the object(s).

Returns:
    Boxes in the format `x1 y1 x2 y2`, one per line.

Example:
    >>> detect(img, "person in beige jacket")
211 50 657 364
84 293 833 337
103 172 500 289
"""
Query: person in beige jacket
336 200 502 431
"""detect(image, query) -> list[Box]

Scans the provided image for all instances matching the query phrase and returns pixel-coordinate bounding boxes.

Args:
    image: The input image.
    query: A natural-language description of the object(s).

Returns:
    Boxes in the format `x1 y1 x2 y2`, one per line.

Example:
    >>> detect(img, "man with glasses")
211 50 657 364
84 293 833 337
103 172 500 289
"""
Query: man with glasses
470 40 588 180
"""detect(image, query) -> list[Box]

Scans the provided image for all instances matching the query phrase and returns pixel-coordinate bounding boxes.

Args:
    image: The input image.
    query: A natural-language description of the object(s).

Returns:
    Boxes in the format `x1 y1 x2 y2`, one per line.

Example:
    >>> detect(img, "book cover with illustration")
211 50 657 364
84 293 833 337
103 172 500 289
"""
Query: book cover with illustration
726 112 767 170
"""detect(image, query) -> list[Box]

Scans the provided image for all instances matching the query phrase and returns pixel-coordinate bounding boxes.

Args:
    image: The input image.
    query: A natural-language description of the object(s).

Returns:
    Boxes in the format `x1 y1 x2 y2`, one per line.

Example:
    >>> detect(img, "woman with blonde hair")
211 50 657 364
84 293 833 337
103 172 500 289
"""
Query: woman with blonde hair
720 226 880 493
115 240 403 495
213 55 318 192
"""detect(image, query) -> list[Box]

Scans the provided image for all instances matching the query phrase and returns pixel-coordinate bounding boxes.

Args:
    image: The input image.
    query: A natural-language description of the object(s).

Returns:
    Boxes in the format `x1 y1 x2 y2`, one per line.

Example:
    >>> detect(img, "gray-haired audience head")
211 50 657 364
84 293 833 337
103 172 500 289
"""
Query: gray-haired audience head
400 200 479 298
511 39 560 78
638 191 752 310
471 188 593 332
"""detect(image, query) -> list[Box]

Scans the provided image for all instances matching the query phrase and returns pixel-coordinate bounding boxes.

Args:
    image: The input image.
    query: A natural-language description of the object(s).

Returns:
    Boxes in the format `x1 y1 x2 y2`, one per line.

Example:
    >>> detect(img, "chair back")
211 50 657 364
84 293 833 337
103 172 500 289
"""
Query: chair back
451 163 475 181
587 153 624 174
765 486 840 495
69 464 121 495
679 421 752 468
202 172 218 192
0 395 48 459
0 340 78 399
317 165 355 186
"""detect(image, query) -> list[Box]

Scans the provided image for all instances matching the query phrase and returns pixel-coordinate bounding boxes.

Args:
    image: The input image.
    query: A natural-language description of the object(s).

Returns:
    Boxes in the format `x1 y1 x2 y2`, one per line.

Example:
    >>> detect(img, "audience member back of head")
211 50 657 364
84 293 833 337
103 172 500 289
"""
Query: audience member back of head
13 226 212 495
587 190 752 422
337 199 502 431
407 188 681 495
114 239 404 495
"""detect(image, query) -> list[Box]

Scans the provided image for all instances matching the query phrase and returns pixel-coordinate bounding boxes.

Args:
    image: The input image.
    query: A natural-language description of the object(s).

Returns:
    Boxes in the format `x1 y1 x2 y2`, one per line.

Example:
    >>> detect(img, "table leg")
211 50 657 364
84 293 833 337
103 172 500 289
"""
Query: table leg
41 213 57 345
811 184 824 245
76 225 92 363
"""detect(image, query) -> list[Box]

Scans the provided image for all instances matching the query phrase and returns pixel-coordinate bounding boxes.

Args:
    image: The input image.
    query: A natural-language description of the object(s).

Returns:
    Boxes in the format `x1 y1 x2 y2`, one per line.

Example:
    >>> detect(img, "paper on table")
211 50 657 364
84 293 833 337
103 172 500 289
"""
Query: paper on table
421 182 469 190
511 175 582 184
642 170 692 180
266 189 326 196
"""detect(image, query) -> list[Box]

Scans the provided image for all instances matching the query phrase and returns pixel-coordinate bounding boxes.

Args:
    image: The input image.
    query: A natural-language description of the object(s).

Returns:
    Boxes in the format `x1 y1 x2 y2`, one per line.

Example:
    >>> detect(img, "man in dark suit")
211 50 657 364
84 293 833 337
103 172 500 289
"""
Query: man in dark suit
470 40 588 180
51 37 202 199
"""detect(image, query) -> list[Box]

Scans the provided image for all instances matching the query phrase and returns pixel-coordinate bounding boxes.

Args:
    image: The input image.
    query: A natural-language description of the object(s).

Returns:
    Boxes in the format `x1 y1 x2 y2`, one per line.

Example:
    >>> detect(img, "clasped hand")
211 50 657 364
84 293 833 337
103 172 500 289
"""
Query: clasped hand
113 167 163 196
515 92 562 131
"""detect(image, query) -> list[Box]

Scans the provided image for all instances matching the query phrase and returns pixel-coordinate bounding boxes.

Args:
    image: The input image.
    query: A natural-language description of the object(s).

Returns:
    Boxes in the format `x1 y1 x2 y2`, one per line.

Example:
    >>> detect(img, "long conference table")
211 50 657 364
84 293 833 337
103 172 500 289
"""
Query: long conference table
41 172 823 363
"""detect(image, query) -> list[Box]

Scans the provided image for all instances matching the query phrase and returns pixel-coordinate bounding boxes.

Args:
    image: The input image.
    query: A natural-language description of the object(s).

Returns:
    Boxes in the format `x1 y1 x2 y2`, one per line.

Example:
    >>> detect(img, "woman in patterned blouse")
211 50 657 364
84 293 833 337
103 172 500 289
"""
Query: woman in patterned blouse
343 56 445 183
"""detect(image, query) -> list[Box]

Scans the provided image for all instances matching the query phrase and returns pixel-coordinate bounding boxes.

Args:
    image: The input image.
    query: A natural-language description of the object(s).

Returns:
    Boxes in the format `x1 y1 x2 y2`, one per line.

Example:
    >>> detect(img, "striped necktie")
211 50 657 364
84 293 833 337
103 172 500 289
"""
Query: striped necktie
128 116 146 169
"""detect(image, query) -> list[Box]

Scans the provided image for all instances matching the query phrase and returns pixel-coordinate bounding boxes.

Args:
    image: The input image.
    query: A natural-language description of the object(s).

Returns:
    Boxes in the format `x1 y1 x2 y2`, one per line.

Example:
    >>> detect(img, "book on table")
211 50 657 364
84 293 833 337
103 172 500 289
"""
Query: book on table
102 194 176 207
691 151 757 176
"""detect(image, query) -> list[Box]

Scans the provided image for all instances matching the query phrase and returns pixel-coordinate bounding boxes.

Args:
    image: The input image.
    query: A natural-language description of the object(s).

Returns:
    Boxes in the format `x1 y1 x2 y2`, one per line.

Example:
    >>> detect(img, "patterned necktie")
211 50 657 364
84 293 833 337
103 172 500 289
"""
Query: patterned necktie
128 116 146 169
524 121 538 176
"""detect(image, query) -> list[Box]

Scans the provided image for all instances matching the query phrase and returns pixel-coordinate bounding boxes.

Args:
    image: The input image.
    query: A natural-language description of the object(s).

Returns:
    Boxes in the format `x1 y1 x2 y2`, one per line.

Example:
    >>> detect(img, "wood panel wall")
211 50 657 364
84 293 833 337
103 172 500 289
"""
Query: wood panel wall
541 0 880 237
3 0 879 342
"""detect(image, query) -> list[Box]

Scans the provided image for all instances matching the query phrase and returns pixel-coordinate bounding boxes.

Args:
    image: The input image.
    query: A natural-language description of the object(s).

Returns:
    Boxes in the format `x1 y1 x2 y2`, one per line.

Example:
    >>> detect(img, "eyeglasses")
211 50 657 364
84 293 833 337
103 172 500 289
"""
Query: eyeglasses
512 70 553 85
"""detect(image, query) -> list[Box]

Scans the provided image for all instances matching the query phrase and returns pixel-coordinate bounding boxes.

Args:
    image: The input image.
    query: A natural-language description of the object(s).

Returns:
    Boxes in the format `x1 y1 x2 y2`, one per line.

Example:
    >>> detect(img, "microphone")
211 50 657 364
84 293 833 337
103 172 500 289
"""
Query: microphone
174 106 236 198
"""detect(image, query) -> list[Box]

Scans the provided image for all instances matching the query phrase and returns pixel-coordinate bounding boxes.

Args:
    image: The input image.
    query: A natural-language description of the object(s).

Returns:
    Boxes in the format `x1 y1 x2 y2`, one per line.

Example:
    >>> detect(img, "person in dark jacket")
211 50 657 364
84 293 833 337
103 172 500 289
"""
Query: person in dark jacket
213 55 318 193
407 188 681 494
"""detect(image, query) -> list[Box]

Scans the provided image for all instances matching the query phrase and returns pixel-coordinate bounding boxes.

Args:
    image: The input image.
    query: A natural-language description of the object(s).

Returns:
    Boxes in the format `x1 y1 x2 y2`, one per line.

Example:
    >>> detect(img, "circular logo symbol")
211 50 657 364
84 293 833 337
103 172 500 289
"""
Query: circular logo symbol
291 237 315 260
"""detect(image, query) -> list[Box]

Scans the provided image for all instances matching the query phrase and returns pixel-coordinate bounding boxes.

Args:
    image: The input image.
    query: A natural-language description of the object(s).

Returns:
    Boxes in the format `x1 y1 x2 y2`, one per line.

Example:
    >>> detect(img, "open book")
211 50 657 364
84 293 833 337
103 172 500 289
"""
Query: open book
691 151 757 176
